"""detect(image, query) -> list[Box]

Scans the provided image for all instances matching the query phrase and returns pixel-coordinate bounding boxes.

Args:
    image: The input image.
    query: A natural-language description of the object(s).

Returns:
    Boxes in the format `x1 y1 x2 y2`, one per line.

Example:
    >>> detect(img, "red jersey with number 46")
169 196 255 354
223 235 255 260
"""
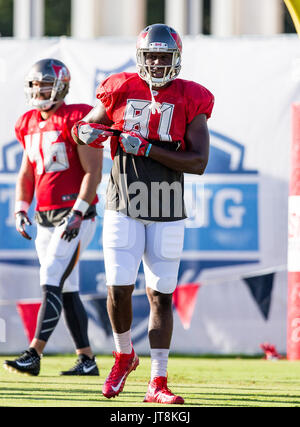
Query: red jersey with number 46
15 103 98 212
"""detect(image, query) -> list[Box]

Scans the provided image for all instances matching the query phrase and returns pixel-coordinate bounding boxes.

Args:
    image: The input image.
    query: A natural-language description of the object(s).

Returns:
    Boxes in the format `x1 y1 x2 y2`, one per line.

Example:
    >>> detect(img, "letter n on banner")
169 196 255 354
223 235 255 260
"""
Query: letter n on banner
287 103 300 360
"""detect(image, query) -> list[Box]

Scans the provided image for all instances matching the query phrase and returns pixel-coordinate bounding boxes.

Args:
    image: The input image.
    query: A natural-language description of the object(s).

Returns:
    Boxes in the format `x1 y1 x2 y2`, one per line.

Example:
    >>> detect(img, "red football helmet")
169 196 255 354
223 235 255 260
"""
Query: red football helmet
136 24 182 88
24 58 70 111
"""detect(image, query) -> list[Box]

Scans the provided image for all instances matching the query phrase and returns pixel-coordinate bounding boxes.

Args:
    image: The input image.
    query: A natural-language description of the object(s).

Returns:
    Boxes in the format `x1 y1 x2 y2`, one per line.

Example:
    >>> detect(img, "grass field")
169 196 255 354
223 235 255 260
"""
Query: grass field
0 354 300 407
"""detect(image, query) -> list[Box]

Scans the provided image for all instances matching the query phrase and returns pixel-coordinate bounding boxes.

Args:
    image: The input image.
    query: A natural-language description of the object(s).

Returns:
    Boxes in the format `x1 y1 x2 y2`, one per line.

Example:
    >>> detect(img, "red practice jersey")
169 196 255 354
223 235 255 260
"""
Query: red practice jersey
15 103 98 212
96 72 214 157
95 72 214 222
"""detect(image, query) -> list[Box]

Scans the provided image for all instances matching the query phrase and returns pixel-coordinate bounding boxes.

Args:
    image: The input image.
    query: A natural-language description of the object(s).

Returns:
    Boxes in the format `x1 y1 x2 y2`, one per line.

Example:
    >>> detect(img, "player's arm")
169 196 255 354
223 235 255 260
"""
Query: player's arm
60 145 103 241
71 101 114 147
76 144 103 204
146 113 209 175
81 101 113 125
15 152 35 240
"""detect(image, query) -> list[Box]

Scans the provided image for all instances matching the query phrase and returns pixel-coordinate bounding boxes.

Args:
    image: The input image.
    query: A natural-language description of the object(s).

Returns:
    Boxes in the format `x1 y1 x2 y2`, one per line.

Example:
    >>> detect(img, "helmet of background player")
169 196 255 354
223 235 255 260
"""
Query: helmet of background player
24 58 70 111
136 23 182 88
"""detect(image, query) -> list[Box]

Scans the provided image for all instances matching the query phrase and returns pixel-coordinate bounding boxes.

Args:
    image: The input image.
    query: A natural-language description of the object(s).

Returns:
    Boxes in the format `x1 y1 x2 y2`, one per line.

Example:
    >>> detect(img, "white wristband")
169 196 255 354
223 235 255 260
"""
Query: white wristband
73 198 90 216
15 200 30 214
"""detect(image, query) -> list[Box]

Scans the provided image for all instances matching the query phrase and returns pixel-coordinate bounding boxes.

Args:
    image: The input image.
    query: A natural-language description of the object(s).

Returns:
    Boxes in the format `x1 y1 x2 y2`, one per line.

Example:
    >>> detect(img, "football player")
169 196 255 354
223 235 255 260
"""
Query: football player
4 58 104 377
72 24 214 404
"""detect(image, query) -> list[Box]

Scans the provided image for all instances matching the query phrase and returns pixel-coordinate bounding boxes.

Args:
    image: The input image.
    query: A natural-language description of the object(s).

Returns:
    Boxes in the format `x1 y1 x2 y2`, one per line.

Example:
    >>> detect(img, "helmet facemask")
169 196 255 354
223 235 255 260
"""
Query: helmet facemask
136 46 181 88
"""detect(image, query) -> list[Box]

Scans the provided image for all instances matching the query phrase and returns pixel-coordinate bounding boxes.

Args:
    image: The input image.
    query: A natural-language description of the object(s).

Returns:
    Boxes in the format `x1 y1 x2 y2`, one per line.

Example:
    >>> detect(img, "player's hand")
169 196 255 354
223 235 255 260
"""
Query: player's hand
72 121 115 148
60 210 83 242
119 131 152 156
15 211 32 240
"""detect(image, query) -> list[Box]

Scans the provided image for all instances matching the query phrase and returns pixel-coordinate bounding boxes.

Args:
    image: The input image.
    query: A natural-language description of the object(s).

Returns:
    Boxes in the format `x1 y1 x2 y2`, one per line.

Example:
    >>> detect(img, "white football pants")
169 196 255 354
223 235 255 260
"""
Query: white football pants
35 218 96 292
103 210 185 294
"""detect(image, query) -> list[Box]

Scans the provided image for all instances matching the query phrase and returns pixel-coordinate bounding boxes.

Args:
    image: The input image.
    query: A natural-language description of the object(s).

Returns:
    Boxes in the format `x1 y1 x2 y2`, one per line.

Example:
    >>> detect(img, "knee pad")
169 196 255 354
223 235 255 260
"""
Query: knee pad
147 264 179 294
105 251 138 286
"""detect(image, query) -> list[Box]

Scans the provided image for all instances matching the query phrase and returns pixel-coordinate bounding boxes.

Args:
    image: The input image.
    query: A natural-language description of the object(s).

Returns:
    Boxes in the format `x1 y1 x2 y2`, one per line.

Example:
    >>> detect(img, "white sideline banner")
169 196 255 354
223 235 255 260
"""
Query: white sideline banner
0 35 298 355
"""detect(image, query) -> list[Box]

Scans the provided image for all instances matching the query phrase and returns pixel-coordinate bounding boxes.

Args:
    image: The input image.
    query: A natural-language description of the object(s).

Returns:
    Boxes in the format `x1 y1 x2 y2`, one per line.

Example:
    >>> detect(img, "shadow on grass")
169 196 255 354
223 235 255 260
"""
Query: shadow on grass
1 384 300 407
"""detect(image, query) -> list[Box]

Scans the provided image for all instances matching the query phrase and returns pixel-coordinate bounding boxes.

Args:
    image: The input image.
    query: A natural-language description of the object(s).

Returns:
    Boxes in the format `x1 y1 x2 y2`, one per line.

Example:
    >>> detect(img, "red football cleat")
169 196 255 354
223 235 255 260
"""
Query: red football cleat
143 376 184 404
102 348 139 398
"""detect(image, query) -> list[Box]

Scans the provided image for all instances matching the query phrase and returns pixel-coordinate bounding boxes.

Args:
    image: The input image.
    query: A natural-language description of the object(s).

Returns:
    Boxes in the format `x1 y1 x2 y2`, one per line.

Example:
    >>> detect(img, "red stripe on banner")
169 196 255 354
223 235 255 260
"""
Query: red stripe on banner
290 104 300 196
287 103 300 360
172 283 201 330
17 302 41 344
287 272 300 359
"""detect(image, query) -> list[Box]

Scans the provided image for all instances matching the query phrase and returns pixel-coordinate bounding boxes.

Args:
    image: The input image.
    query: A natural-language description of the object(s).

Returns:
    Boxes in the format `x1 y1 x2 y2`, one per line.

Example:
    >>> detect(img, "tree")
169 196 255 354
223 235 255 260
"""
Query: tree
45 0 71 36
0 0 13 37
147 0 164 26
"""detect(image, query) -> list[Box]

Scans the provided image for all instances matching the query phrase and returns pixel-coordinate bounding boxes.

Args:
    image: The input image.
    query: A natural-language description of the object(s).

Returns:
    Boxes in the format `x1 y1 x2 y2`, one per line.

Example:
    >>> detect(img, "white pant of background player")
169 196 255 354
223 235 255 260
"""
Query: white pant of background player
103 210 185 293
35 218 96 291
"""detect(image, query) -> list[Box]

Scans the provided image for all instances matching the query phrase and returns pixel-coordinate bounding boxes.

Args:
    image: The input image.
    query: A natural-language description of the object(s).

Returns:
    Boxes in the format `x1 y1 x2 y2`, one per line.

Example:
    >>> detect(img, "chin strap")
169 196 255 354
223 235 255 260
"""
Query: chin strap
30 99 57 111
41 103 56 112
148 79 162 115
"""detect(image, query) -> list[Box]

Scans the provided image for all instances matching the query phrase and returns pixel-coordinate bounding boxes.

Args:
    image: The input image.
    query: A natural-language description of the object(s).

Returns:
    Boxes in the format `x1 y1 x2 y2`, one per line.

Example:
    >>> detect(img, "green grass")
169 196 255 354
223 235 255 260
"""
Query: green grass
0 354 300 407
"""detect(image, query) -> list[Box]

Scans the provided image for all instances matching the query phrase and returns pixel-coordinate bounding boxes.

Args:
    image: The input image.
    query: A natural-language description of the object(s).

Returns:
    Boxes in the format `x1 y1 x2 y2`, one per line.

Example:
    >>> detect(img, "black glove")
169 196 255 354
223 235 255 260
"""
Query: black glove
60 210 83 242
15 211 32 240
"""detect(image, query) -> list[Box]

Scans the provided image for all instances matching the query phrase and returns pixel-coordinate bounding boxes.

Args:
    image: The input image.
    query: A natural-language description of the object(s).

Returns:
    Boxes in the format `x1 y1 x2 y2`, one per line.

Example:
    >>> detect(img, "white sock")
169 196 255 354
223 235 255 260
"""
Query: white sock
150 348 169 380
113 330 132 354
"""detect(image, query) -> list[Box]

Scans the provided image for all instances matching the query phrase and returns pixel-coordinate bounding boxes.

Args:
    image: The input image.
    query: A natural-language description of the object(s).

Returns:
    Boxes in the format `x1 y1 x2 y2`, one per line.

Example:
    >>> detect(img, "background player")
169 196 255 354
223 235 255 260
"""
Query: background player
72 24 214 403
4 58 103 376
